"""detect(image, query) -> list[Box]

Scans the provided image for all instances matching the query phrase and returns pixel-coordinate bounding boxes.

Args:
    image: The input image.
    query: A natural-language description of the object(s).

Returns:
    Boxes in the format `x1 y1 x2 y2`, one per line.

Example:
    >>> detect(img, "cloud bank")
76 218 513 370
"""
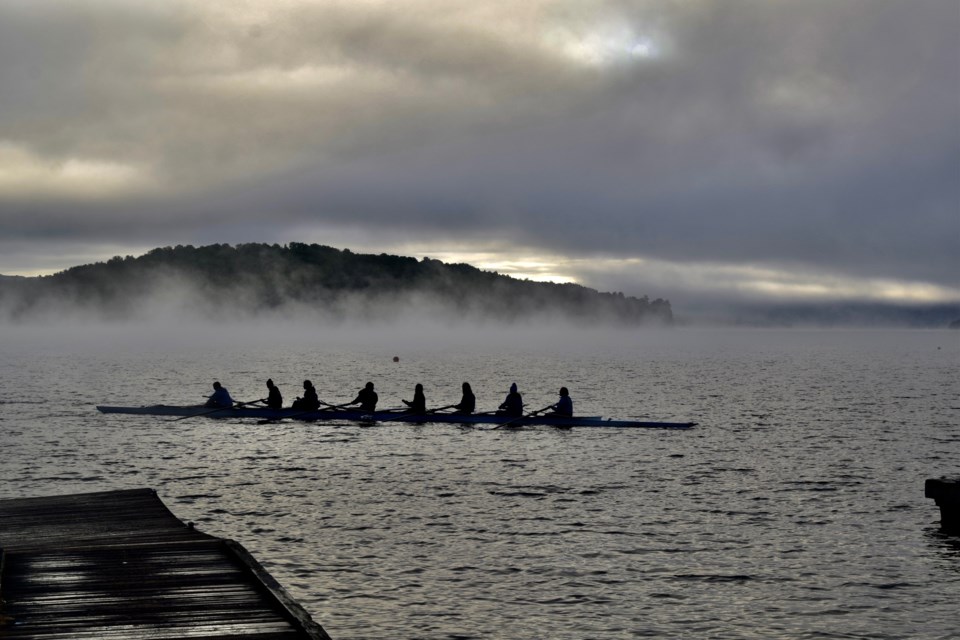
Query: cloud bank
0 0 957 309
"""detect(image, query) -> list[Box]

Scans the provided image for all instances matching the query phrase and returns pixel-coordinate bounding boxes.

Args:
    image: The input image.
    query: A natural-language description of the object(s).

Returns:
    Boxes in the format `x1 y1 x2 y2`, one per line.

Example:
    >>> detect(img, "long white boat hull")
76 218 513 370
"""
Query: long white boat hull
95 405 696 429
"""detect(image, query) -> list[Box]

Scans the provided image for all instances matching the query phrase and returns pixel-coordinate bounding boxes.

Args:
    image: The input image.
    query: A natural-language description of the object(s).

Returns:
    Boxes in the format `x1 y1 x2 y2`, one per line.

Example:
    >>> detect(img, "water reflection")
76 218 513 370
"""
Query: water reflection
925 527 960 559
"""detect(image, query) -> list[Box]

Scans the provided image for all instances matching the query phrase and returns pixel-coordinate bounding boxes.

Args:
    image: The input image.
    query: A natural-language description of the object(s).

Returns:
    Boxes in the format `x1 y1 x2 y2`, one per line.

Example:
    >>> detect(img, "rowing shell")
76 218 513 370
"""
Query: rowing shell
96 405 696 429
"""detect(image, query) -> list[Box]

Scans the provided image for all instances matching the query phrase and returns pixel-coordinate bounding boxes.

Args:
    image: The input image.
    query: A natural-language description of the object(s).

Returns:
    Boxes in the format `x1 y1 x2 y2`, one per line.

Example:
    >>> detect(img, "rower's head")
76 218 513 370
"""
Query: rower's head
365 381 374 391
212 381 222 390
303 380 313 389
559 387 569 396
462 382 471 392
415 383 423 392
510 383 517 393
266 378 274 388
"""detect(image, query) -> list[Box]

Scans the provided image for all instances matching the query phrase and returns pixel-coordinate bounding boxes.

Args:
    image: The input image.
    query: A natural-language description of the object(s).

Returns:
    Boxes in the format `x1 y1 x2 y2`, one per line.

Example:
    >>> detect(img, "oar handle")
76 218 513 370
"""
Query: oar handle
374 404 463 424
529 404 554 417
493 404 555 429
426 404 457 414
257 406 329 424
169 399 255 422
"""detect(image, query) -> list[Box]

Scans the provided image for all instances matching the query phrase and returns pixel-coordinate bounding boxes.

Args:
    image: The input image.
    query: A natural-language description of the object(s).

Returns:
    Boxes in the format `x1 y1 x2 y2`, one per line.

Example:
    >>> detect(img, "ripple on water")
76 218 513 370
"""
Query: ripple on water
0 328 958 639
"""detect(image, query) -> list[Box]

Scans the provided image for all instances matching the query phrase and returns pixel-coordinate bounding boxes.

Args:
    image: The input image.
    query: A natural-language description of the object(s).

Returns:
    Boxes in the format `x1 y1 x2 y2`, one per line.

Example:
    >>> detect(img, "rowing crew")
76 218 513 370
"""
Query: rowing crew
205 380 574 418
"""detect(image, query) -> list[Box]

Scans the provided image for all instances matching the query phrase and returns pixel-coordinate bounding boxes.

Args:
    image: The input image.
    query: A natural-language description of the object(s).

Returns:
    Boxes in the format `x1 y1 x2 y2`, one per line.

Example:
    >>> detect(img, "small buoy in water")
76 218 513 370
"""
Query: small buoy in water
393 356 400 362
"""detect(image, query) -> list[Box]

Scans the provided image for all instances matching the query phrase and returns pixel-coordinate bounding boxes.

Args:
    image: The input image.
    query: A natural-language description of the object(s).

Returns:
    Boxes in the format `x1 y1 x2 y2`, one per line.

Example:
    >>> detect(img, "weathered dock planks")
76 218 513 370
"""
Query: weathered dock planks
0 488 332 639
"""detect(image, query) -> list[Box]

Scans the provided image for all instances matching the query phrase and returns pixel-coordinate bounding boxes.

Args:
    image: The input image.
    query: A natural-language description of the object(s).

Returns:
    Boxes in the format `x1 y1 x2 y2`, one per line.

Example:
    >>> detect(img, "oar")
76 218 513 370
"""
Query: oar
169 398 261 422
426 404 457 414
492 404 554 430
377 411 421 423
326 400 389 418
256 400 345 425
377 403 454 424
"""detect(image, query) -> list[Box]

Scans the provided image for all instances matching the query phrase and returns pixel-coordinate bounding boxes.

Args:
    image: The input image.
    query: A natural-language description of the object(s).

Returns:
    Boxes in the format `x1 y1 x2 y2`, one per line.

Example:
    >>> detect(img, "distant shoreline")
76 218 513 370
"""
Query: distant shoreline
0 242 672 326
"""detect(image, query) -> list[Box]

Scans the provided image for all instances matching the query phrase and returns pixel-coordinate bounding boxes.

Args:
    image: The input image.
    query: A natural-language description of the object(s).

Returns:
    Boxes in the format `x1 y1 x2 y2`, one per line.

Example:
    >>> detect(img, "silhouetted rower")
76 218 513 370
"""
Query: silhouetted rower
403 383 426 413
455 382 476 414
348 381 378 412
205 381 234 408
264 378 283 410
547 386 573 417
497 383 523 417
291 380 320 411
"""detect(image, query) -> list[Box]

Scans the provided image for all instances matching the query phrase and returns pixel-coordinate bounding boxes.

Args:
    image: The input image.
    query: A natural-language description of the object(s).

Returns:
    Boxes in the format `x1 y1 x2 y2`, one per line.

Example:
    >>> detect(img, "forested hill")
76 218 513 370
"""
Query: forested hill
0 243 673 325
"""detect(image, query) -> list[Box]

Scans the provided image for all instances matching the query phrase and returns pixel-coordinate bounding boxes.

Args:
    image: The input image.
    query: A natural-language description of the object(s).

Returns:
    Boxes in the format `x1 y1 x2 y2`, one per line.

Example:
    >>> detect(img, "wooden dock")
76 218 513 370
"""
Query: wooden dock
0 488 332 639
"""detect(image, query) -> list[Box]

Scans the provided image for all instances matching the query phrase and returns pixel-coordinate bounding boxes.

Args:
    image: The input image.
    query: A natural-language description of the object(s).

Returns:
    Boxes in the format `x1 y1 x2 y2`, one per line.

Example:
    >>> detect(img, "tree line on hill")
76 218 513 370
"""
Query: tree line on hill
0 243 673 325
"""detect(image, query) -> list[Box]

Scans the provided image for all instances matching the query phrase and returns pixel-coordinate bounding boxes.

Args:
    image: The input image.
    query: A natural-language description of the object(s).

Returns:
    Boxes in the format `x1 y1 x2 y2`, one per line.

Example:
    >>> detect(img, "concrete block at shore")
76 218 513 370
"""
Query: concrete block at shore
925 477 960 534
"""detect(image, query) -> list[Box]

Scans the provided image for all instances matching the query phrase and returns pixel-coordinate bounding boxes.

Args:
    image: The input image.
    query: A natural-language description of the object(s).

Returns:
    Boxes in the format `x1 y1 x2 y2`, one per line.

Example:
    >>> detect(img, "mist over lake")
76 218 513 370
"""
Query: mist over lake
1 323 957 639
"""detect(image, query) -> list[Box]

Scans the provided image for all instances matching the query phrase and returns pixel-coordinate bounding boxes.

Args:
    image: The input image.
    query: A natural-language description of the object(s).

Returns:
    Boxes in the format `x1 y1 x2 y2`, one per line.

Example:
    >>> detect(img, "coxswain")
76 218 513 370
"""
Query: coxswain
454 382 476 415
348 381 378 412
291 380 320 411
497 382 523 417
263 378 283 410
205 381 234 408
403 383 426 413
546 386 573 417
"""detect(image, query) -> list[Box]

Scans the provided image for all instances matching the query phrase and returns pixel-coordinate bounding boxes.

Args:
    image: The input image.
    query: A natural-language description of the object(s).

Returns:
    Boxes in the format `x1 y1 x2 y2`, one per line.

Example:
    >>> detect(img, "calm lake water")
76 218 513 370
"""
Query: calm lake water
1 324 958 639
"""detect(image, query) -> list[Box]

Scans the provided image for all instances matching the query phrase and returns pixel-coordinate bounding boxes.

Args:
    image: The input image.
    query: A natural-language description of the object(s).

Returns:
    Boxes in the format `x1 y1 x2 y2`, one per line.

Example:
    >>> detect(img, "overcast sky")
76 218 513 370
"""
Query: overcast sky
1 0 957 310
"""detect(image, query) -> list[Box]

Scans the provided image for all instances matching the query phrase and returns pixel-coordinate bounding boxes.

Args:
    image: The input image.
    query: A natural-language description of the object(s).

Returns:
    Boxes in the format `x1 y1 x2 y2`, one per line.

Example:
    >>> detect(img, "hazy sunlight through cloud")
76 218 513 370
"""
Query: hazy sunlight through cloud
0 142 154 199
545 22 666 67
384 244 960 305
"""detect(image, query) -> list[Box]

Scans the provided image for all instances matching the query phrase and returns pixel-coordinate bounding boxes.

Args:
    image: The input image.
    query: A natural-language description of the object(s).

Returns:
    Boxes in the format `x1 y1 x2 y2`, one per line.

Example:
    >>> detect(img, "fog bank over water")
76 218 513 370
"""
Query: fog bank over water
0 281 668 328
680 300 960 329
2 289 956 330
1 283 955 330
